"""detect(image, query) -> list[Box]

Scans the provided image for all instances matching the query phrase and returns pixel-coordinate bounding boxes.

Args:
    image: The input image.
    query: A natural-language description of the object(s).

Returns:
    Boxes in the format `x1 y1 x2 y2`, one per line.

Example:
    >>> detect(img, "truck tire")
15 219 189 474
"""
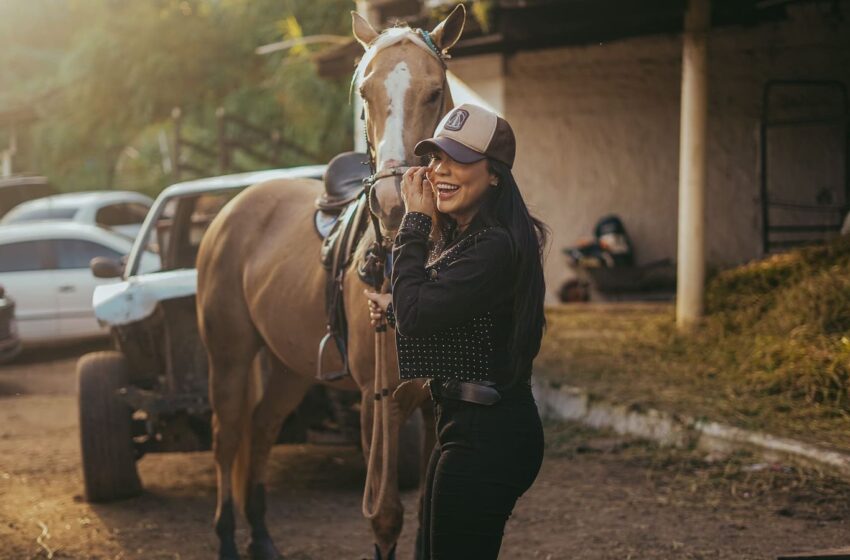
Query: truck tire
77 351 142 502
398 408 424 490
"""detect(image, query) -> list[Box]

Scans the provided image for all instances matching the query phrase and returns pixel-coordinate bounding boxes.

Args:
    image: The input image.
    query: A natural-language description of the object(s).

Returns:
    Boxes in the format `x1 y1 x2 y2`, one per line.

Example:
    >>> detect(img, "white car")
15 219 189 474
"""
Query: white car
0 222 158 343
0 190 153 240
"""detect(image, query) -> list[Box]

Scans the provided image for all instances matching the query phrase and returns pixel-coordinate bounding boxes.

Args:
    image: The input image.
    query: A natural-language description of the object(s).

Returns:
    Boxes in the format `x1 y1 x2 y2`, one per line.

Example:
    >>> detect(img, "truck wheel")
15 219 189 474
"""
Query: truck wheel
77 351 142 502
398 408 424 490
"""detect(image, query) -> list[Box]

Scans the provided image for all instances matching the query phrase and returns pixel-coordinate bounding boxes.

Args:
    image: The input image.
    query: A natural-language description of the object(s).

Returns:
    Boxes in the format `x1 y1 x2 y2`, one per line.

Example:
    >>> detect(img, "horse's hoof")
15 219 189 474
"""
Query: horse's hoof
219 544 241 560
373 543 397 560
248 536 284 560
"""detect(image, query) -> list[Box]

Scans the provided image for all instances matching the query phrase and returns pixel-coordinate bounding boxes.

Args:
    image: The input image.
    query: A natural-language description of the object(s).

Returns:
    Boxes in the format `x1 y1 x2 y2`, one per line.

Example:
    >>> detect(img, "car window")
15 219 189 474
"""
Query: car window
5 205 78 222
0 240 53 273
53 239 123 270
96 202 150 227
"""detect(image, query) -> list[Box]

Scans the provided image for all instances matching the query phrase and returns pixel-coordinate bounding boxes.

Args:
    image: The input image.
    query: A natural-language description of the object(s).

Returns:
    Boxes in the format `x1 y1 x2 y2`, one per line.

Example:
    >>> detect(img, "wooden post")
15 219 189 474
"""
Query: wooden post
216 107 229 174
353 0 376 154
676 0 710 329
1 126 16 178
171 107 183 181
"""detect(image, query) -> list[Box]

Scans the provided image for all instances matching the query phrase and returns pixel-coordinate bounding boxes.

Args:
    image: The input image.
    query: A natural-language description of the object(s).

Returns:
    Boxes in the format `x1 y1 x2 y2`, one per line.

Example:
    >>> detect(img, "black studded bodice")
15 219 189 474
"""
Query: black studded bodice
390 211 517 385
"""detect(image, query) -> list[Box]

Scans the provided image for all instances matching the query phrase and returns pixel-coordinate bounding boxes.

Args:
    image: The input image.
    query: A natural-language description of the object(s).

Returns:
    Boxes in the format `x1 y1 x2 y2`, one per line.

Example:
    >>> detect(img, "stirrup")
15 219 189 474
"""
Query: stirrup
316 326 349 382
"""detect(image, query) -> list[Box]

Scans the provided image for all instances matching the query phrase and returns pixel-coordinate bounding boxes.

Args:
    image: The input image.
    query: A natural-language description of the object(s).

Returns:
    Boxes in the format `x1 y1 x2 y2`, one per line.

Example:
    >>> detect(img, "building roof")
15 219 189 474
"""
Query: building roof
456 0 782 57
316 0 789 77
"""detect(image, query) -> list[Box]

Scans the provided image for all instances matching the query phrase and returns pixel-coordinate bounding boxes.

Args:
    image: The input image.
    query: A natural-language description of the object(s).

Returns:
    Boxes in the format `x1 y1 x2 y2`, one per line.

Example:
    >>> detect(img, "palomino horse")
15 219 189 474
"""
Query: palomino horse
196 6 466 559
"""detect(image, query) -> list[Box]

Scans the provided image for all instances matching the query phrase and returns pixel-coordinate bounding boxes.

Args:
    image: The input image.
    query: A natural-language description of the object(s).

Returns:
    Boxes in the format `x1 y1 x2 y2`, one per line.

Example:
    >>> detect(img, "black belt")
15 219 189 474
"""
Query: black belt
427 378 501 406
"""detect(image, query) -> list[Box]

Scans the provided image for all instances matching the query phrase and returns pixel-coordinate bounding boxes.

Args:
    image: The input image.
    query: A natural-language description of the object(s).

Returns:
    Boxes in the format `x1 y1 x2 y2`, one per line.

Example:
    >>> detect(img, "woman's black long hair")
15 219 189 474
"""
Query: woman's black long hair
475 159 550 385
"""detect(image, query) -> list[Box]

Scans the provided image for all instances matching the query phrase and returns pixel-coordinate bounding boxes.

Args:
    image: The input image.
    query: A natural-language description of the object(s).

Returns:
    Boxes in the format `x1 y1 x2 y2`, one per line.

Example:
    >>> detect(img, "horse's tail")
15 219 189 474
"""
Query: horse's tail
231 350 263 515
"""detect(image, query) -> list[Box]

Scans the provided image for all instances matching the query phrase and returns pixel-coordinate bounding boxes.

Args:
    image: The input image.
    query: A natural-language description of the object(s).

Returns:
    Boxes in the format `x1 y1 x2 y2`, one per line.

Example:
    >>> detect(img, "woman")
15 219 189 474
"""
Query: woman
364 104 549 559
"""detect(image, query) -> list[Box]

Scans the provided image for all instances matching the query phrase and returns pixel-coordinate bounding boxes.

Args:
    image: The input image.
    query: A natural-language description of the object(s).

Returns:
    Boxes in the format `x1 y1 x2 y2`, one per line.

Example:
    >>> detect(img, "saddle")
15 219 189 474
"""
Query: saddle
315 152 372 382
313 151 371 238
317 151 370 209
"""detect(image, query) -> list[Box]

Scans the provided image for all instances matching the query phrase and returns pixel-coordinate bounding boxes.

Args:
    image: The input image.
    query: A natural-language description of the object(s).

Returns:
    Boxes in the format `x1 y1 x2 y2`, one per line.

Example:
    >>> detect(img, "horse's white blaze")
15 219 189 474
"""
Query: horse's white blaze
378 61 411 170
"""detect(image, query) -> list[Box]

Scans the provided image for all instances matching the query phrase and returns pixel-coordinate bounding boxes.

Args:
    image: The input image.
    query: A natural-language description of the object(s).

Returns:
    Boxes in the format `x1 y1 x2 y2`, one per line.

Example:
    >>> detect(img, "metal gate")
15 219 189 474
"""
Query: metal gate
760 80 849 254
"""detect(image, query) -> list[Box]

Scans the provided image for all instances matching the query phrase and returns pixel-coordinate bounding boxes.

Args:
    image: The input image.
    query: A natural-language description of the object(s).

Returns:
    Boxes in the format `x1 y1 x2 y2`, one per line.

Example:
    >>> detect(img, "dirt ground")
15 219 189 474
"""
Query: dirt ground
2 342 850 560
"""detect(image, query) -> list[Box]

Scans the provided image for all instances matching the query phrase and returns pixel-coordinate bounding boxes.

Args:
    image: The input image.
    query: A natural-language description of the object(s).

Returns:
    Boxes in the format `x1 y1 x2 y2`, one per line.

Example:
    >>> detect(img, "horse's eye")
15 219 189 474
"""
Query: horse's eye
425 89 441 104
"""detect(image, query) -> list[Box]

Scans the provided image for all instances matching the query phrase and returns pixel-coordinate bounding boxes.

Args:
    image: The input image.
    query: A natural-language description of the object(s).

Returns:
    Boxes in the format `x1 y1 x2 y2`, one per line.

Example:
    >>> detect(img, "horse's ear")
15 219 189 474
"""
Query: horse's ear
430 3 466 52
352 11 379 50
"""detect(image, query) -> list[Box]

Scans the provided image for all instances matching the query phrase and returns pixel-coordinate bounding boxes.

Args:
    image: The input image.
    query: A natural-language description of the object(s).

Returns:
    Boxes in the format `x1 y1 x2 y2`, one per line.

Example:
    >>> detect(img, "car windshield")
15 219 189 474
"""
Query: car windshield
4 205 78 222
133 188 243 275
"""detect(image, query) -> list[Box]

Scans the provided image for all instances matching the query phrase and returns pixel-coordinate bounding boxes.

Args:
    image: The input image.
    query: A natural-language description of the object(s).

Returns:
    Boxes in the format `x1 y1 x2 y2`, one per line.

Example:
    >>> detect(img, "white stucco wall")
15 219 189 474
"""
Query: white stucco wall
449 4 850 299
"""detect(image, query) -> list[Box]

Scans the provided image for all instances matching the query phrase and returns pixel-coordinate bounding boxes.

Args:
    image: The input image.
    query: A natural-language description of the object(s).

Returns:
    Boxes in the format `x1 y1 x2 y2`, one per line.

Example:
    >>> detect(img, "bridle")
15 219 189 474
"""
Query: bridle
361 29 448 187
359 28 450 288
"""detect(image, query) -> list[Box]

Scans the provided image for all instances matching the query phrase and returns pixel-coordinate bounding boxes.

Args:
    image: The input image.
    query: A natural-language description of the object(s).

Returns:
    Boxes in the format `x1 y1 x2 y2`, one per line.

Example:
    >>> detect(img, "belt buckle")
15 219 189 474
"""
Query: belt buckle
427 379 440 402
443 378 459 394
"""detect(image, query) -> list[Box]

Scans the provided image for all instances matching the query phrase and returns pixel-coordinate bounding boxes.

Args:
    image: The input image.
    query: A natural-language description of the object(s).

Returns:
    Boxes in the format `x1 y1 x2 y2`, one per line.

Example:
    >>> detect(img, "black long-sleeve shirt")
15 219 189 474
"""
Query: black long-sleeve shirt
390 210 520 385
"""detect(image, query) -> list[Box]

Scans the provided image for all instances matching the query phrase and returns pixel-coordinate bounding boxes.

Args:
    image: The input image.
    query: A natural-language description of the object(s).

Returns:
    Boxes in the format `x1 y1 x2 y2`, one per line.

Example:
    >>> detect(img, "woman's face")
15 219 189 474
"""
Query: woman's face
425 149 496 221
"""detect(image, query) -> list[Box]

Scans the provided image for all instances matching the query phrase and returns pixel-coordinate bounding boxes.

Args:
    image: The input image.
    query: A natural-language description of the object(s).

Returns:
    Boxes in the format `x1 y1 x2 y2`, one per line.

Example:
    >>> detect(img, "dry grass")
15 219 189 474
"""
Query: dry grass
537 236 850 452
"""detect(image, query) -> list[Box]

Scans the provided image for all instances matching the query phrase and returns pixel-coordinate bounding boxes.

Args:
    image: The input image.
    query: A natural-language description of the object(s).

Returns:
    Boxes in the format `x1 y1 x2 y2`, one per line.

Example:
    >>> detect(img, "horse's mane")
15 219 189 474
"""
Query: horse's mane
352 26 442 92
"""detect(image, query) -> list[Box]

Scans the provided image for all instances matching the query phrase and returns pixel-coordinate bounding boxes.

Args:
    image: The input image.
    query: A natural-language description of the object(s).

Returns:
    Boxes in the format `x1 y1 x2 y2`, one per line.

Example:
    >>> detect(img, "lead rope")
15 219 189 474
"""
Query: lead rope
361 165 393 520
362 316 392 519
359 41 449 518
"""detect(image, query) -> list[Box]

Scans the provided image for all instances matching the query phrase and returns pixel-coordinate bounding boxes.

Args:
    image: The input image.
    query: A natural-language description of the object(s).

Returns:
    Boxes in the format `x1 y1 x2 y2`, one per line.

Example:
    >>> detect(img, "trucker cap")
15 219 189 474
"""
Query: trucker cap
414 104 516 168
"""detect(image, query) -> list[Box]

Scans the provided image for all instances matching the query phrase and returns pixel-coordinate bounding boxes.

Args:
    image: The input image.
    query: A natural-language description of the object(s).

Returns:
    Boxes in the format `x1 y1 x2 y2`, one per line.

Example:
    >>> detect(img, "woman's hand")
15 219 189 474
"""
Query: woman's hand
401 166 436 216
364 290 393 327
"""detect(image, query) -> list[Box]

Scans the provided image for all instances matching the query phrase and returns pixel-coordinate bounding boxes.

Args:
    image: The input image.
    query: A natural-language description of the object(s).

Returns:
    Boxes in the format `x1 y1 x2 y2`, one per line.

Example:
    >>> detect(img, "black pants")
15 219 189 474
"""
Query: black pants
419 384 544 560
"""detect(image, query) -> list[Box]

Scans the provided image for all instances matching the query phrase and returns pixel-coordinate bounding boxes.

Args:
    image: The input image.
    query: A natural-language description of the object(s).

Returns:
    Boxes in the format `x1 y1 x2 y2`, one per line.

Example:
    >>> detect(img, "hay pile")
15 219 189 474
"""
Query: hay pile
539 236 850 449
705 236 850 408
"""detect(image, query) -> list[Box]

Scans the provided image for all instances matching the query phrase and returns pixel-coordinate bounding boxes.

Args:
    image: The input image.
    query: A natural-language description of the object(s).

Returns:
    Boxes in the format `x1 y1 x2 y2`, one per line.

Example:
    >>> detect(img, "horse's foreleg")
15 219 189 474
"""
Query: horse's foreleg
361 392 404 560
244 357 314 560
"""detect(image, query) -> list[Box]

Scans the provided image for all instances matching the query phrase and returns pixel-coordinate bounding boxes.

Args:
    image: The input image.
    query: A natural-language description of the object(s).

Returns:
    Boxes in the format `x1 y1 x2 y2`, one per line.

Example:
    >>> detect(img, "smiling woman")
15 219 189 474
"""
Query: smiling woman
427 152 493 229
365 103 550 560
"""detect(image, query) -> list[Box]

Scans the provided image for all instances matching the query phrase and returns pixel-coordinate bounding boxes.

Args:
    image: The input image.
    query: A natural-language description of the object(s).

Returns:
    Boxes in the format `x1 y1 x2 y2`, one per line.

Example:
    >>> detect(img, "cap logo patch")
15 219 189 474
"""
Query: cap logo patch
444 109 469 132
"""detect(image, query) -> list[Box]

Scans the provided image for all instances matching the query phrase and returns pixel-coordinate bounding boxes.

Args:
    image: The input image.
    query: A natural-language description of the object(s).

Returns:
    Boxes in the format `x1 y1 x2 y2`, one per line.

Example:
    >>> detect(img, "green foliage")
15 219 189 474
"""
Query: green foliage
1 0 354 193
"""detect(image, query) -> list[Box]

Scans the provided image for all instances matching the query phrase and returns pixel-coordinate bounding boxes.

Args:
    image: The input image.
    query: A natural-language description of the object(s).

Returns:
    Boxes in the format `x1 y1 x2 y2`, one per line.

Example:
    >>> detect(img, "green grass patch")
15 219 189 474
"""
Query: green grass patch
537 236 850 452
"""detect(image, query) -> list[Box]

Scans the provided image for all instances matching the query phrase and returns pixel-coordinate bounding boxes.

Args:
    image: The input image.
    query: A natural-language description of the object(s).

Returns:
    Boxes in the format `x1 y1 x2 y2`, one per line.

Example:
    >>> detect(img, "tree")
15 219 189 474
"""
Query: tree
0 0 354 193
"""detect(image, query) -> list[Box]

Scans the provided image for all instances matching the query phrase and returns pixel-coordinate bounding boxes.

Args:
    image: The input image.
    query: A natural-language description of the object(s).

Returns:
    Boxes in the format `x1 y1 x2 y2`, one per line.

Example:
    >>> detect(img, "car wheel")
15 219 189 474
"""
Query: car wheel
398 408 424 490
77 351 142 502
0 340 22 365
